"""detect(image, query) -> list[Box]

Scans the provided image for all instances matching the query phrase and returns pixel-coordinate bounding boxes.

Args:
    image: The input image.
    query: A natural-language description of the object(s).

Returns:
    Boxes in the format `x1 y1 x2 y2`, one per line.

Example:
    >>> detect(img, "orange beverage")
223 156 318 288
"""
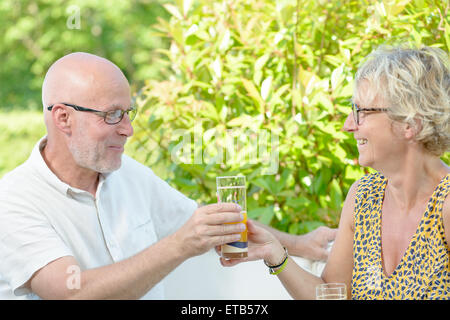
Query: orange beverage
216 176 247 259
221 210 248 259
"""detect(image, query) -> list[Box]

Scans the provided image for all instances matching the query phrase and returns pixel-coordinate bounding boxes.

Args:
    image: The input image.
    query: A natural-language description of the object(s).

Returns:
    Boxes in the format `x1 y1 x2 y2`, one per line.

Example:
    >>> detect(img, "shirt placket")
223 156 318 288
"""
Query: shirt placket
94 197 123 262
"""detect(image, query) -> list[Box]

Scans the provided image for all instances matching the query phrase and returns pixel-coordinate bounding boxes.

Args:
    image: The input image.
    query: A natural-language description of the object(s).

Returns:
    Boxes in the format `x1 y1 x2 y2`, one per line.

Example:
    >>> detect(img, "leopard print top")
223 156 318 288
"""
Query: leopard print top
351 172 450 299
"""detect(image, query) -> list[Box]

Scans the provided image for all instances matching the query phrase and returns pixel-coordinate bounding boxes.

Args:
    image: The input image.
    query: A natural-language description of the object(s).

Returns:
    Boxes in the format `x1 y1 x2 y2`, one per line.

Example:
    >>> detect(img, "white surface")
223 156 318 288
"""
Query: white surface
165 249 326 300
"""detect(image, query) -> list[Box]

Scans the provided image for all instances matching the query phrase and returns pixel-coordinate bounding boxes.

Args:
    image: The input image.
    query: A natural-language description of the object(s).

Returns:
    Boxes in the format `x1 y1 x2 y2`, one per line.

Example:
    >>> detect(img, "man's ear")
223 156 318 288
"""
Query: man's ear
51 104 72 135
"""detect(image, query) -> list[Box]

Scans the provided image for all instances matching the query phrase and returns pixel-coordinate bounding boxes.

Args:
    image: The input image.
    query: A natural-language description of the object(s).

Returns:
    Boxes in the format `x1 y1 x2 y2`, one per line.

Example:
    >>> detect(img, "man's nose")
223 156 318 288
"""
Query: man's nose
117 114 134 137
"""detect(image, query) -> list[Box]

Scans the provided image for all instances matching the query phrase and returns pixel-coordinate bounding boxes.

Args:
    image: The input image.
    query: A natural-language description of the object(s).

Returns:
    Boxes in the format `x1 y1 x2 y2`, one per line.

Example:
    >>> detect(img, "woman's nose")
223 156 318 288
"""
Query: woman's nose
343 112 357 132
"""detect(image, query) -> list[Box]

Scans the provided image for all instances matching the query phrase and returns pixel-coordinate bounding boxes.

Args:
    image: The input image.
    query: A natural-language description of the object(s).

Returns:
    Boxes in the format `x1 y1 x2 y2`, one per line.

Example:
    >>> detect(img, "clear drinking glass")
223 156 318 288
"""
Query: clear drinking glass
316 283 347 300
216 176 247 259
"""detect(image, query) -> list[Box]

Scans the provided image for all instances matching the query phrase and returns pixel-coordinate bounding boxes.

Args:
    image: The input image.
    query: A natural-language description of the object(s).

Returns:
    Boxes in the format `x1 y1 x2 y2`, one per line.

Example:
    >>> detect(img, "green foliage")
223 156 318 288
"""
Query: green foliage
128 0 450 233
0 0 171 110
1 0 448 233
0 111 46 176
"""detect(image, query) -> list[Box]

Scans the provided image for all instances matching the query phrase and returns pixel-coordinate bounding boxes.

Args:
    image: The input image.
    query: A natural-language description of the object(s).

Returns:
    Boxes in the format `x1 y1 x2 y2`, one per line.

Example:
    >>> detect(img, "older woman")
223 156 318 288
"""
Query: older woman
220 46 450 299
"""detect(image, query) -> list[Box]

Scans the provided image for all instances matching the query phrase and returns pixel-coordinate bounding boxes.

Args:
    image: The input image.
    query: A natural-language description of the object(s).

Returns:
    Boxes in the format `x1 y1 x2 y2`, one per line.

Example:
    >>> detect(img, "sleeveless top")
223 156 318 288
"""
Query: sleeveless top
351 172 450 300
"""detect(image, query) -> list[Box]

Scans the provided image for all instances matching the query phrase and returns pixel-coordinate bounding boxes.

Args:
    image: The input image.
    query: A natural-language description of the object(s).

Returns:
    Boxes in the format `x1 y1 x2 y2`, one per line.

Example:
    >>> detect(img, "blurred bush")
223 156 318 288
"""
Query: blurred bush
0 111 46 176
128 0 449 233
0 0 171 110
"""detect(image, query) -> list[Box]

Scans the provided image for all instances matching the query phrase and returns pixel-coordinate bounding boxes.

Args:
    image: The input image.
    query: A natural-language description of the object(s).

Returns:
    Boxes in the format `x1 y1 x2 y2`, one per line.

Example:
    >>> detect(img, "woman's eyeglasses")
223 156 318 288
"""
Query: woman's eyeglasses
351 103 388 125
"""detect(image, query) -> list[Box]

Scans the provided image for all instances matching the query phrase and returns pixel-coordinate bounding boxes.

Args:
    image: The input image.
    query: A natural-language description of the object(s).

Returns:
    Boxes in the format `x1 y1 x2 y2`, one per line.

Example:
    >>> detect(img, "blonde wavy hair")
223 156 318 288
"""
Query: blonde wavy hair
353 45 450 156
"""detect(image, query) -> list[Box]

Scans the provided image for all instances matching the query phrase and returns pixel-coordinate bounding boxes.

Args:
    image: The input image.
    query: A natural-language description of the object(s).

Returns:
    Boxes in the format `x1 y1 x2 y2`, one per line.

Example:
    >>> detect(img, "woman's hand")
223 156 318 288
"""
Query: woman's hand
218 219 286 267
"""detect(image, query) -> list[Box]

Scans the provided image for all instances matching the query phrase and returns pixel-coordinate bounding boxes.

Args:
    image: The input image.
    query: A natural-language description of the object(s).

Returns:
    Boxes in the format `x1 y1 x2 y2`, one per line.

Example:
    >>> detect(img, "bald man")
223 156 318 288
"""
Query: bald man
0 52 336 299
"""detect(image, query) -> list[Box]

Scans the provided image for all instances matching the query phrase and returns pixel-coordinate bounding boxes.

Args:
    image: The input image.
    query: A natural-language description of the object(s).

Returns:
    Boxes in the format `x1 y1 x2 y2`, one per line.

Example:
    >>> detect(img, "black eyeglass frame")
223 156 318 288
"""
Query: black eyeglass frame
47 102 137 125
351 102 388 126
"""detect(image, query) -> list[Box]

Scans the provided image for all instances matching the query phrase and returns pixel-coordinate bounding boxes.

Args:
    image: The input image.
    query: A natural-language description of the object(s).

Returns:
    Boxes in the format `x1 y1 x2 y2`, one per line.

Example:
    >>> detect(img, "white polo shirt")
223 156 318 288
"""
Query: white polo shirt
0 137 197 299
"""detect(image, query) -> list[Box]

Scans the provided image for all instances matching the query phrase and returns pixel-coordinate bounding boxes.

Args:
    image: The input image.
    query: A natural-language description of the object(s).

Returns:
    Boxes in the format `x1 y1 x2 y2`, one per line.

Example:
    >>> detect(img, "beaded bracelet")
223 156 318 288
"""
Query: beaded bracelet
264 247 289 275
270 255 289 275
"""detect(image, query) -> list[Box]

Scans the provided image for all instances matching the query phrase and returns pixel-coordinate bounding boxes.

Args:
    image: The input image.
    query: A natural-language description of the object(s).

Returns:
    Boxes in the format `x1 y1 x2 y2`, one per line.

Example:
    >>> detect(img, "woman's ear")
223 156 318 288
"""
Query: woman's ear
404 118 422 140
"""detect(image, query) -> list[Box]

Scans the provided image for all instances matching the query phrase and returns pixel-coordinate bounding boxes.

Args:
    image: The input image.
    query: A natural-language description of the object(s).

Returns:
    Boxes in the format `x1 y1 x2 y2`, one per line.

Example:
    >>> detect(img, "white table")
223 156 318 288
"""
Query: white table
164 249 326 300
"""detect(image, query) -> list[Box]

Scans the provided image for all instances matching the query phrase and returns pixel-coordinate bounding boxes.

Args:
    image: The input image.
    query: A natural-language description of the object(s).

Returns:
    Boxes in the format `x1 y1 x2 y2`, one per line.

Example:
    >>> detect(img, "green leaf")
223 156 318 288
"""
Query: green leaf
331 64 345 91
163 4 183 20
218 29 232 52
261 76 273 101
285 197 311 209
254 53 271 72
227 114 257 127
199 101 220 122
344 165 363 181
182 0 194 16
324 55 344 67
251 177 272 191
329 179 343 210
288 223 299 234
248 206 275 225
384 0 411 16
445 21 450 52
332 144 348 161
254 176 277 194
148 118 163 131
242 79 265 113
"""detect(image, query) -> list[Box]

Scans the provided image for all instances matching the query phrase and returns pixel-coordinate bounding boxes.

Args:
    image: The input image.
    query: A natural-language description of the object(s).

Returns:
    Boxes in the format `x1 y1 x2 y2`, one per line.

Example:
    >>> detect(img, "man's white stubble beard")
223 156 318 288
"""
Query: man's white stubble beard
68 136 122 173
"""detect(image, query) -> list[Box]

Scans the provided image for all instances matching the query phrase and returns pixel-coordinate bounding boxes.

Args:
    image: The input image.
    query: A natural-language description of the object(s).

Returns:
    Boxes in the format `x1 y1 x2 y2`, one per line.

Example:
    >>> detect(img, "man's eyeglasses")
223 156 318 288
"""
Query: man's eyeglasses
351 102 388 126
47 103 137 125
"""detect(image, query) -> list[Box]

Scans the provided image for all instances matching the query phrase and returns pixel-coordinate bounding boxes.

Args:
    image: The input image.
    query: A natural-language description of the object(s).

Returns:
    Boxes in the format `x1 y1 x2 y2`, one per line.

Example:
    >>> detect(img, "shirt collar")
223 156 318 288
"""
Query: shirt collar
30 136 111 197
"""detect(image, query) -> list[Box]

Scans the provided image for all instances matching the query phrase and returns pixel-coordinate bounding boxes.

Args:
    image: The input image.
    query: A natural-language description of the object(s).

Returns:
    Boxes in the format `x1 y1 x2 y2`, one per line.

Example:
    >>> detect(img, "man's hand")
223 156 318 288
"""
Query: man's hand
173 202 245 259
292 226 337 261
